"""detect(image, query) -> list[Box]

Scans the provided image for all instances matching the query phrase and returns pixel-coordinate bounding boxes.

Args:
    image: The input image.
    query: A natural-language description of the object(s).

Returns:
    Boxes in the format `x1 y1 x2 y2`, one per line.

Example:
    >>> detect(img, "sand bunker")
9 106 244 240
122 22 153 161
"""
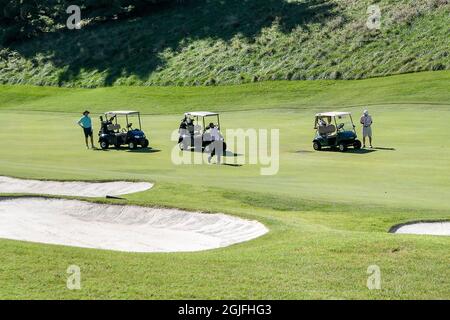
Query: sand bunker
392 222 450 236
0 176 152 197
0 198 268 252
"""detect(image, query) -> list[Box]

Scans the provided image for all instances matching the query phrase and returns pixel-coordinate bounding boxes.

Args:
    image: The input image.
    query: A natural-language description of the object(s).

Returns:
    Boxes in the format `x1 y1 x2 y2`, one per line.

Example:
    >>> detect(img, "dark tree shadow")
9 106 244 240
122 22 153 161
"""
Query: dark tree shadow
11 0 337 86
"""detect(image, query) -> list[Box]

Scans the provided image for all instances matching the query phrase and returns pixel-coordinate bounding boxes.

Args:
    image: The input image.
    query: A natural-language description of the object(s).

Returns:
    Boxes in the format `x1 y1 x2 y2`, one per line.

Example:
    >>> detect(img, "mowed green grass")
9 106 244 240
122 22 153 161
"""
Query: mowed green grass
0 72 449 299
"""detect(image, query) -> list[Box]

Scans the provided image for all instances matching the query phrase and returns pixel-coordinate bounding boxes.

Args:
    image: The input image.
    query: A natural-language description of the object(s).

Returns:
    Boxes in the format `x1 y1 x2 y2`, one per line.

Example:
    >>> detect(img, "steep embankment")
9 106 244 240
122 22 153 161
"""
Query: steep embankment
0 0 449 87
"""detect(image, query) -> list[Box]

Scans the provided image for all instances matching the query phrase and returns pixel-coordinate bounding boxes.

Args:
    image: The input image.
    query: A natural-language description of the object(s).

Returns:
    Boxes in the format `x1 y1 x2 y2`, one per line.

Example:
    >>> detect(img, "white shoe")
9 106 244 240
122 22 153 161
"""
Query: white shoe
207 156 212 164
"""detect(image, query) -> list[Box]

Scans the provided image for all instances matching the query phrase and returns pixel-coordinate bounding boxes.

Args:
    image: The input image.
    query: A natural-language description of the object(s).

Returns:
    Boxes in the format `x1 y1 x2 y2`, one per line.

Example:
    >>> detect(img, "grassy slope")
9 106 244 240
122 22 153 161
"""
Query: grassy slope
0 0 449 87
0 71 449 299
0 71 449 114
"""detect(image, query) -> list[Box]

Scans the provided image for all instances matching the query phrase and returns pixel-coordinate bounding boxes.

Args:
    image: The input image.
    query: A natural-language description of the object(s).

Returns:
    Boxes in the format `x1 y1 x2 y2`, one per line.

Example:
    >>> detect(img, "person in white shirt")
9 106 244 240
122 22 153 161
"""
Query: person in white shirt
207 123 223 164
360 110 373 148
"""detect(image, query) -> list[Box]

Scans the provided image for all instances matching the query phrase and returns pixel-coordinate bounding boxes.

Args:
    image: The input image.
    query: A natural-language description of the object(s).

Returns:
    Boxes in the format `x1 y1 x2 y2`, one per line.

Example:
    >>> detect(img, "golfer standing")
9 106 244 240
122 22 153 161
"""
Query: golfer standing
360 110 373 148
207 123 223 165
78 110 96 149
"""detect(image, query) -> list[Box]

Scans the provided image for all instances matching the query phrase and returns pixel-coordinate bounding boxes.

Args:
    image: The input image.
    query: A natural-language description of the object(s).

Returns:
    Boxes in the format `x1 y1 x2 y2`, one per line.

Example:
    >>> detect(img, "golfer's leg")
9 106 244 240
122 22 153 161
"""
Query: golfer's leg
85 137 89 148
90 135 95 148
208 146 214 163
216 142 222 164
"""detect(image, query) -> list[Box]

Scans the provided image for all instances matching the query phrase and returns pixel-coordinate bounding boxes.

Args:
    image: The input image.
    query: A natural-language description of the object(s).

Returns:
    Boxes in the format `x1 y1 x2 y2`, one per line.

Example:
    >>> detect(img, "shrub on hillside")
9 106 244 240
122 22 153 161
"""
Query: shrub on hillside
0 0 183 45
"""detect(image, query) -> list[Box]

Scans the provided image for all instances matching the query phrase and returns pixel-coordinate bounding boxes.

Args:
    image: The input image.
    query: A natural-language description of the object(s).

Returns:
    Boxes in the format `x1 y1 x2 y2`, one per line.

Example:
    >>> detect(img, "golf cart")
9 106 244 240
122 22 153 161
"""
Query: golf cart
177 111 227 154
313 112 362 152
98 111 149 150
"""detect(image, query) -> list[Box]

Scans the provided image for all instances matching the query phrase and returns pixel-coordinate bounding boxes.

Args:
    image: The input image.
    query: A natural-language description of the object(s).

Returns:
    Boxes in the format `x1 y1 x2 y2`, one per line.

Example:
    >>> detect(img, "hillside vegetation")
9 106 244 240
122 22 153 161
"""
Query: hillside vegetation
0 0 449 87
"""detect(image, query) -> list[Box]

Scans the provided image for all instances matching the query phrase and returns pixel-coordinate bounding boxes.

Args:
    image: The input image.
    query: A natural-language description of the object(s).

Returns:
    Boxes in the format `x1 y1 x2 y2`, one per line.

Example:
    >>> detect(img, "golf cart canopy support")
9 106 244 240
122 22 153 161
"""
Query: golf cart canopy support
315 111 351 117
314 111 354 129
185 111 218 117
105 111 140 116
185 111 221 131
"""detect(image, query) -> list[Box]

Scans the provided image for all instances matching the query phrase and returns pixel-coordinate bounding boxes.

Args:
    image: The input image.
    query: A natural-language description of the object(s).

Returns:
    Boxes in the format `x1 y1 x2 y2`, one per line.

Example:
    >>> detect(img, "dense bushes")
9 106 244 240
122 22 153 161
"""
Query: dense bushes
0 0 181 45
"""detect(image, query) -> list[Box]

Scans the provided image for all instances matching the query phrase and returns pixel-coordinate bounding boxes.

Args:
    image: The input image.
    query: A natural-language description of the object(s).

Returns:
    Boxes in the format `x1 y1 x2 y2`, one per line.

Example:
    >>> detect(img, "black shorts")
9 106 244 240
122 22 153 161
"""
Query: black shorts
83 127 93 138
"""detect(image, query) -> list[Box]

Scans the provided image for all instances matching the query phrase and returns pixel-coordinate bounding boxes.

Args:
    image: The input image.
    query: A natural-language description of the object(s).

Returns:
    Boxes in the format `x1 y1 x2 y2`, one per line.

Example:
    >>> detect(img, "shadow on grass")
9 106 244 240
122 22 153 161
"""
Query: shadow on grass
127 148 161 154
222 163 243 167
11 0 337 86
373 147 396 151
95 147 161 153
317 148 377 154
185 149 242 157
346 148 377 154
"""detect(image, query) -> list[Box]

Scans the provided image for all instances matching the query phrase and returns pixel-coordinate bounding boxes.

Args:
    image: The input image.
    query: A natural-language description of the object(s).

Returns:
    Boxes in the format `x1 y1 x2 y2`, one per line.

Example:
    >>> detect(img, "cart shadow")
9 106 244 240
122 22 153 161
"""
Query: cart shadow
319 148 377 154
373 147 396 151
127 148 161 154
346 149 377 154
187 149 242 157
96 147 161 154
295 150 314 154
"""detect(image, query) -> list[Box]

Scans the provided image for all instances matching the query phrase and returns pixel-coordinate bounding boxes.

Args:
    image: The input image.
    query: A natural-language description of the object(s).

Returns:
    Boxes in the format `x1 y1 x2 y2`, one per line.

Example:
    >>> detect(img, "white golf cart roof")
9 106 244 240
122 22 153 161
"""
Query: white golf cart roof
315 111 351 117
185 111 218 117
105 111 140 116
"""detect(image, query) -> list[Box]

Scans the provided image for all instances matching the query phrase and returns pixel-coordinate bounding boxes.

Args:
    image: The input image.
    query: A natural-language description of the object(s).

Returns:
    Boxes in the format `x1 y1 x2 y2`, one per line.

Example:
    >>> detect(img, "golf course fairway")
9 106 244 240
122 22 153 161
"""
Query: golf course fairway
0 71 449 299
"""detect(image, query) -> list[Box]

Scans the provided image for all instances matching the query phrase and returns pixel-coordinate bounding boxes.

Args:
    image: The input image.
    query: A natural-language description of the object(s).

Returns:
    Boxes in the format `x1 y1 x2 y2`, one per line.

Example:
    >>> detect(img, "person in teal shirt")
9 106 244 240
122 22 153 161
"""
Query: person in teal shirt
77 110 95 149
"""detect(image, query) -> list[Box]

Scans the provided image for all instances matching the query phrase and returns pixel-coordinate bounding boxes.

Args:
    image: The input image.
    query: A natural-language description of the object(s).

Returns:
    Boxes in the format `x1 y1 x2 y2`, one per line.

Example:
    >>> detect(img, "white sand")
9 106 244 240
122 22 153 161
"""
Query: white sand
394 222 450 236
0 198 268 252
0 176 153 197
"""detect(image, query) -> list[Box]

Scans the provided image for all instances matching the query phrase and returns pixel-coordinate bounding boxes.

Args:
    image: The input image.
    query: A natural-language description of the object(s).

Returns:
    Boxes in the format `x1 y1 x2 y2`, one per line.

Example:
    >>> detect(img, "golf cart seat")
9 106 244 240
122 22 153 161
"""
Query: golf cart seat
318 124 336 135
203 131 212 142
194 124 202 134
107 124 121 132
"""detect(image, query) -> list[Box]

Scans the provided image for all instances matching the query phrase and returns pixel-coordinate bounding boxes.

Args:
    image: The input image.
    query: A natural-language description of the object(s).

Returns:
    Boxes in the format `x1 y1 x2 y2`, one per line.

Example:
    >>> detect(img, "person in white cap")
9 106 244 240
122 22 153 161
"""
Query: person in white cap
360 109 373 148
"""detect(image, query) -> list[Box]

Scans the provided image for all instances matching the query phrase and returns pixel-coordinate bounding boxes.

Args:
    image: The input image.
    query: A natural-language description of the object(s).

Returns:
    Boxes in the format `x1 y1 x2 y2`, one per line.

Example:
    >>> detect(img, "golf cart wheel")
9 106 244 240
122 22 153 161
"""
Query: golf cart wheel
353 140 362 150
179 141 188 151
338 143 347 152
129 141 137 150
313 141 322 151
141 139 149 148
100 141 109 150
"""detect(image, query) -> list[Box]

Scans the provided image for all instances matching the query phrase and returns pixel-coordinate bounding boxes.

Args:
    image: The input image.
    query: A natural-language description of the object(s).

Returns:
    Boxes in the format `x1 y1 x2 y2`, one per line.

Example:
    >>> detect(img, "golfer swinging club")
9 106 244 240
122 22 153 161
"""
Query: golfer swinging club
360 109 373 148
78 110 96 149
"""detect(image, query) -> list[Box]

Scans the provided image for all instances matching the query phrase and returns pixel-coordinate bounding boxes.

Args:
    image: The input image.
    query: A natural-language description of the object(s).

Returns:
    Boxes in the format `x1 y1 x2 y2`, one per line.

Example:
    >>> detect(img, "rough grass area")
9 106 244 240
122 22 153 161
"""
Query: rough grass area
0 0 449 87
